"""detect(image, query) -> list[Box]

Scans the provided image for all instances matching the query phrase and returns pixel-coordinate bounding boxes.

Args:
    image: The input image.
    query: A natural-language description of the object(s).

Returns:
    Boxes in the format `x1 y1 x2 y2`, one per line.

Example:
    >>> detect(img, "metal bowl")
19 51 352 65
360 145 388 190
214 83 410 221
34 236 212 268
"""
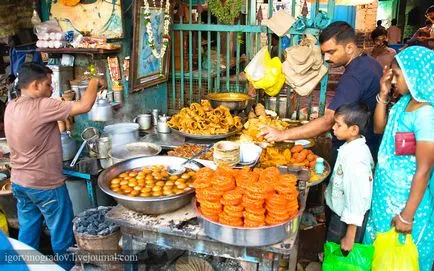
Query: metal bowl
207 93 250 112
194 198 303 247
98 156 202 214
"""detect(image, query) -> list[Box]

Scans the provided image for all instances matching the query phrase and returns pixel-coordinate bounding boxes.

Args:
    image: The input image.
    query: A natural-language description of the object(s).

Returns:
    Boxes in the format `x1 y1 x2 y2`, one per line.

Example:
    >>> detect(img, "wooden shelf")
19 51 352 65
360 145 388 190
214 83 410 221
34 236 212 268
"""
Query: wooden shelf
37 47 120 55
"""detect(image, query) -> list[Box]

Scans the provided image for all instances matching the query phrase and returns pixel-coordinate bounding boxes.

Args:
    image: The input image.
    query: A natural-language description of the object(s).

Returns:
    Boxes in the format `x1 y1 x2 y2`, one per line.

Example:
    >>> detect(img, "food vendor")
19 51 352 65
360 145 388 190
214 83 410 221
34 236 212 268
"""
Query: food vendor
260 21 383 165
4 63 106 270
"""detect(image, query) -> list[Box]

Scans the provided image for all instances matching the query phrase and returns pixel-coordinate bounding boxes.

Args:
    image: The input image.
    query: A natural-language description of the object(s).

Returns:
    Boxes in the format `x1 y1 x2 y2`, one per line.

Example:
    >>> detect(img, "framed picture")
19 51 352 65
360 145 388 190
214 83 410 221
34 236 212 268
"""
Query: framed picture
131 0 171 92
50 0 124 39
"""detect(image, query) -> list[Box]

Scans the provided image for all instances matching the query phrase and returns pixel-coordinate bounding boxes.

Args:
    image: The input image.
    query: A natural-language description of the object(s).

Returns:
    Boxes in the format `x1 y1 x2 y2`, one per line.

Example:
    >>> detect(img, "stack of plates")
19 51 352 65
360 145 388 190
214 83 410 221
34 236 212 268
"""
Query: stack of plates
175 257 214 271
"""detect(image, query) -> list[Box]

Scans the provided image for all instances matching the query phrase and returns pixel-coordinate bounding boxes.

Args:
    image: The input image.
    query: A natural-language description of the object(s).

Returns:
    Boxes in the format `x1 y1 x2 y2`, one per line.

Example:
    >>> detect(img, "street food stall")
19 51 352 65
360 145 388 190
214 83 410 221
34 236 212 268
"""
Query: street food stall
64 95 330 270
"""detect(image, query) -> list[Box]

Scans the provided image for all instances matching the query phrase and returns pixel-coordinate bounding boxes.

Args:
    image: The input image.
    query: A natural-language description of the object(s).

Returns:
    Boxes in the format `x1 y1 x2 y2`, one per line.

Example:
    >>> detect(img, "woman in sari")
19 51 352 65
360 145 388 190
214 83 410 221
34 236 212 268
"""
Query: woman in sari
363 46 434 270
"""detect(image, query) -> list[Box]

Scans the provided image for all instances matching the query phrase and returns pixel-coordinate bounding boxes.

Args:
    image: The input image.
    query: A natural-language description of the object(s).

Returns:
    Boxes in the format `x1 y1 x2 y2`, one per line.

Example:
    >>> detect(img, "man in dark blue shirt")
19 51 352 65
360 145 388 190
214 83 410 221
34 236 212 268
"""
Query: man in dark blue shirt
260 21 383 163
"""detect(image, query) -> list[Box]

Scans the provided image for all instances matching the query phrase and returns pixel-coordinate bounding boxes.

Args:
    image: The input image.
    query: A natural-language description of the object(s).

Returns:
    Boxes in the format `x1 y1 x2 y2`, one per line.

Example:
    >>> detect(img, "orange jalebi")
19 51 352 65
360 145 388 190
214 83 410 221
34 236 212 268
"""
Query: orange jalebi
196 165 299 228
244 219 266 227
200 206 222 216
224 205 244 213
243 211 266 223
241 195 264 209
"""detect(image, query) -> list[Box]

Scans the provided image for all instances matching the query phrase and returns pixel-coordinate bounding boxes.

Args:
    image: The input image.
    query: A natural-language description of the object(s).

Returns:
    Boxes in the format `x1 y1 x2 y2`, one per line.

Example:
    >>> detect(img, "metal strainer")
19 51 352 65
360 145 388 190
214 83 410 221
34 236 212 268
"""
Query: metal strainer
70 127 100 167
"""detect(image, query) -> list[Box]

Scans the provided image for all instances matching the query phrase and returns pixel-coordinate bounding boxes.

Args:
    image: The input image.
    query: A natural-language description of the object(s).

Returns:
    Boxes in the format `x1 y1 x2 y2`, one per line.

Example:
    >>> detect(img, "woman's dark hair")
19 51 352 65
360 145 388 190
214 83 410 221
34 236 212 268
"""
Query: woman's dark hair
371 28 388 41
335 103 370 136
319 21 356 45
391 18 397 25
17 62 53 89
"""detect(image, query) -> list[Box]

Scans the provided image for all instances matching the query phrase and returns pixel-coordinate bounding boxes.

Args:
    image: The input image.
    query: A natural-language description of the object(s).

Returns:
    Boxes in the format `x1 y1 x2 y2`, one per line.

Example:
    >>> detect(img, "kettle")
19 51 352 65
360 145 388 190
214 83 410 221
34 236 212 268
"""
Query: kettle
61 132 77 161
88 97 113 122
156 115 171 133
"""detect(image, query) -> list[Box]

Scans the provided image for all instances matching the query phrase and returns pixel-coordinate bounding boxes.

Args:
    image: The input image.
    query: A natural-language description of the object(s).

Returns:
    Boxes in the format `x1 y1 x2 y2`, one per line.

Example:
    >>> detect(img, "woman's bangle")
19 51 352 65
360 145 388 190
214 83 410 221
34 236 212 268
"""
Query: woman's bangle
398 213 413 225
376 94 390 105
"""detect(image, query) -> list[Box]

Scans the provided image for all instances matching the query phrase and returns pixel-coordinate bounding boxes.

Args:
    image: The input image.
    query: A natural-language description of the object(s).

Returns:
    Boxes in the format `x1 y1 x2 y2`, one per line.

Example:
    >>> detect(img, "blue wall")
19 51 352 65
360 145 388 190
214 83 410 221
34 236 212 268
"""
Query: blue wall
311 4 356 28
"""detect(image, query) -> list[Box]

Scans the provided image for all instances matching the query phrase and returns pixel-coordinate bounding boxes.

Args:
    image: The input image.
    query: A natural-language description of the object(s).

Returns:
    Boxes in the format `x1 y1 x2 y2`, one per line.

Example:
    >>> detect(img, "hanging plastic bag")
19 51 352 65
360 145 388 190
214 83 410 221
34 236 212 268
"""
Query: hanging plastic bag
265 73 285 97
245 47 268 82
253 56 282 90
0 210 8 236
322 241 374 271
372 228 419 271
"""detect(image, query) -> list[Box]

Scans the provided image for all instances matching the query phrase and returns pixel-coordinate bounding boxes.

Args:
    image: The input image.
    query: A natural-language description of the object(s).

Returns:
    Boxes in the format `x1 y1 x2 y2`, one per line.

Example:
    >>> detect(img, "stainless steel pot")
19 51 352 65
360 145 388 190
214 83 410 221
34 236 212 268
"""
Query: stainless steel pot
98 156 202 214
88 98 113 122
61 132 77 161
103 123 139 148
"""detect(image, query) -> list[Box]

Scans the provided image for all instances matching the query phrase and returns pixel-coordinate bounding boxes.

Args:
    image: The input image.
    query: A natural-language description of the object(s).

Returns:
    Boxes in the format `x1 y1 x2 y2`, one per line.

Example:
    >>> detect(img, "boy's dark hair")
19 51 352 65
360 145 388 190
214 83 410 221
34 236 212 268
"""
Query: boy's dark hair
335 103 370 136
371 27 388 41
377 20 382 27
17 62 53 89
319 21 356 45
391 18 397 25
426 5 434 14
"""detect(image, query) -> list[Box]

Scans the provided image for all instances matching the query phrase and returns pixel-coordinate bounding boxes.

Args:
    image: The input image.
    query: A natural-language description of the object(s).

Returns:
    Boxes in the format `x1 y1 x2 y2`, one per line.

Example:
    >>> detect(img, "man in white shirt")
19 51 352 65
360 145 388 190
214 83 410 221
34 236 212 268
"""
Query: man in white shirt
324 103 374 252
387 18 401 44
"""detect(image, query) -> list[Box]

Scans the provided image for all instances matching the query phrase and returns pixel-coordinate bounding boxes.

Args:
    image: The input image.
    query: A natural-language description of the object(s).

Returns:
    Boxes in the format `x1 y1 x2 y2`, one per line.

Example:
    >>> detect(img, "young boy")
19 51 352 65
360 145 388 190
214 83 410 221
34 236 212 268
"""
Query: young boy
324 103 374 252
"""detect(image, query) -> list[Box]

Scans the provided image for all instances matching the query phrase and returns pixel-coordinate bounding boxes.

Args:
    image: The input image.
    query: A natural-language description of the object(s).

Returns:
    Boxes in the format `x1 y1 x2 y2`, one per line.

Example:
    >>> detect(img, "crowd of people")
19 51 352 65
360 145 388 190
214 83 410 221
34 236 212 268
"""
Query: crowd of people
261 21 433 271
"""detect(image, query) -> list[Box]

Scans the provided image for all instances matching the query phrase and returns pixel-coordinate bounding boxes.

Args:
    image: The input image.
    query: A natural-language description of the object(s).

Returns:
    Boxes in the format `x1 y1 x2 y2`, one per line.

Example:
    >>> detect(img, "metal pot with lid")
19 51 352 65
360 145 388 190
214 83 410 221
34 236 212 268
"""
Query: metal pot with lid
88 97 113 122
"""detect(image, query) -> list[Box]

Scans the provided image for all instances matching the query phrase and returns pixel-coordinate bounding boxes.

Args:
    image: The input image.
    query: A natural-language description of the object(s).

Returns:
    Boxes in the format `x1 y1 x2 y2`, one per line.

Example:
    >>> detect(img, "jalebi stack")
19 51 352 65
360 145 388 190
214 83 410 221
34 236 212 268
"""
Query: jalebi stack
193 166 299 228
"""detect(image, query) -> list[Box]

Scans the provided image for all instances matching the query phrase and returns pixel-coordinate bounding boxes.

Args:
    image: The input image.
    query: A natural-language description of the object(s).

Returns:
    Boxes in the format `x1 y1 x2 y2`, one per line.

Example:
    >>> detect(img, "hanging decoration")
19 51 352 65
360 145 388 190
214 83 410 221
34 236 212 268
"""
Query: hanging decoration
256 5 263 24
143 0 171 61
207 0 243 24
301 0 308 17
197 0 204 14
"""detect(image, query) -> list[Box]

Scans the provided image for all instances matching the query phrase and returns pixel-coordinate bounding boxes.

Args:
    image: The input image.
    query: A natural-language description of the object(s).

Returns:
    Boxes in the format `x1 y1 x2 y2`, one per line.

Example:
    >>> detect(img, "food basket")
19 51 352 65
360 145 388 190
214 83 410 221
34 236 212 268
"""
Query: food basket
193 195 304 247
98 156 203 214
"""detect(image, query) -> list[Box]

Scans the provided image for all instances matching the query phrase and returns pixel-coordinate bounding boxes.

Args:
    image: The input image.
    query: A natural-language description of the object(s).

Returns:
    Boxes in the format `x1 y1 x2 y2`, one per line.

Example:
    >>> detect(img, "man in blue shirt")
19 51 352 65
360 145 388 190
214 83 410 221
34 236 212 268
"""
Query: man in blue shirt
260 21 382 163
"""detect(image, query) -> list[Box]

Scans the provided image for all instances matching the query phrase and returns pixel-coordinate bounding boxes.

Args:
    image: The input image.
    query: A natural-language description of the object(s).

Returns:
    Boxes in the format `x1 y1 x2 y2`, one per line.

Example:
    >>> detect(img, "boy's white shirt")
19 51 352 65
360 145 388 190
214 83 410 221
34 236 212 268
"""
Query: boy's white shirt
325 136 375 227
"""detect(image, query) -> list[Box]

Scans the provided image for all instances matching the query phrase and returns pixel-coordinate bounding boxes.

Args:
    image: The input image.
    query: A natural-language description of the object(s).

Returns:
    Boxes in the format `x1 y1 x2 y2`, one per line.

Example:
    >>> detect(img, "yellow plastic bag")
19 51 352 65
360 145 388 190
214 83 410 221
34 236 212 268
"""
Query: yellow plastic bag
245 47 284 95
0 210 8 236
372 228 419 271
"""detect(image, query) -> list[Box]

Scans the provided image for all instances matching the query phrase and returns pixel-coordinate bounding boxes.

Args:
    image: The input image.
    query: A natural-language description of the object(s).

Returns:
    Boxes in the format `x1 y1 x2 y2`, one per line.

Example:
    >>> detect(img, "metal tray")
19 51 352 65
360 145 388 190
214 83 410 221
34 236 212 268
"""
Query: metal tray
193 198 302 247
98 156 203 215
170 127 242 140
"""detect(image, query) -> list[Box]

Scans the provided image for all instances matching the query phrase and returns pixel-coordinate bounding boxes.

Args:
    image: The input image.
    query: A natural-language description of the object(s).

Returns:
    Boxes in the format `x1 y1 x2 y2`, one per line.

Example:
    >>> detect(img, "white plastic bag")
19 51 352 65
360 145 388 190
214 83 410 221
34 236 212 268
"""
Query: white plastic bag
245 47 268 81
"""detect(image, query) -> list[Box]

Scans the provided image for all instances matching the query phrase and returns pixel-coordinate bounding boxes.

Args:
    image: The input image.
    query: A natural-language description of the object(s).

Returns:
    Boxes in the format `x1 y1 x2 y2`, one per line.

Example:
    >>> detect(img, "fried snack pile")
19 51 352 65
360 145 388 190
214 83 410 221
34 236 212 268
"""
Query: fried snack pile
241 115 289 142
260 145 317 169
193 166 299 227
168 144 213 160
168 100 243 135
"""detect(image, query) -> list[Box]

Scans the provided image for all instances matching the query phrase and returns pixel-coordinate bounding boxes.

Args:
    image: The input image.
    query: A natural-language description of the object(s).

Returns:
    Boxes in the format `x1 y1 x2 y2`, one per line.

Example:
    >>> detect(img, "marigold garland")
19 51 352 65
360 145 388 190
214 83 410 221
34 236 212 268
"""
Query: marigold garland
143 0 171 73
60 0 81 6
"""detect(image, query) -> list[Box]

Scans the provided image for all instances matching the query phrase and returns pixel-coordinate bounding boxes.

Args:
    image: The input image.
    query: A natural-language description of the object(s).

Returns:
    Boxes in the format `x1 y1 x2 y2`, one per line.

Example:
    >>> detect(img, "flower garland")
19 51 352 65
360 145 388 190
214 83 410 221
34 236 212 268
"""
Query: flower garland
143 0 171 62
208 0 243 24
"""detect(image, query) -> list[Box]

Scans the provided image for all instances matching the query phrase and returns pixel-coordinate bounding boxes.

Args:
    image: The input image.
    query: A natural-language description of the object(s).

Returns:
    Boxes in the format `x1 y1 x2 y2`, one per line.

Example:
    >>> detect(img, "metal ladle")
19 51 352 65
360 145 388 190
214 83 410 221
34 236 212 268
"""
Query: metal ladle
70 127 100 167
168 144 214 175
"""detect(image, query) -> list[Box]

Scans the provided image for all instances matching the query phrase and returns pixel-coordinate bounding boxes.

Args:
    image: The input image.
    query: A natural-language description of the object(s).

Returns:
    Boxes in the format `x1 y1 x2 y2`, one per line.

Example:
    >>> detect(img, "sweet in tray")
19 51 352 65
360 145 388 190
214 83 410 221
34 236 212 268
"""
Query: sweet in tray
167 100 243 135
193 166 299 227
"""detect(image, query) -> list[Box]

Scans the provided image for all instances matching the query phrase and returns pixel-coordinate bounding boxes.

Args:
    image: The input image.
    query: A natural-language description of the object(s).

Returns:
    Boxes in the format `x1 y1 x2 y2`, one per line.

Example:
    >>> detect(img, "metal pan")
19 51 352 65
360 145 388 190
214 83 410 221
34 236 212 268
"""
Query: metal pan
193 198 303 247
170 127 242 140
98 156 203 214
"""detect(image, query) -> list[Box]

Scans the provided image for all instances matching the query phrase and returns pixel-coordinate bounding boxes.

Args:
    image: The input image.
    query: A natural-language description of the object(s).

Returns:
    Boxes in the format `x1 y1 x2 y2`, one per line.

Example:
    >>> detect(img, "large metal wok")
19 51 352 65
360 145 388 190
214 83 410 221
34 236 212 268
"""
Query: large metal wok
98 156 203 214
